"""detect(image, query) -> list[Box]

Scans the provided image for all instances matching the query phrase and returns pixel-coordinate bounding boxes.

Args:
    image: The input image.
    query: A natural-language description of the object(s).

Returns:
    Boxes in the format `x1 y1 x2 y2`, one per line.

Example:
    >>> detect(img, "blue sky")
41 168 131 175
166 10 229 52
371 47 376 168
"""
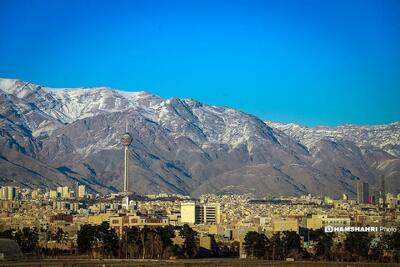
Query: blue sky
0 0 399 126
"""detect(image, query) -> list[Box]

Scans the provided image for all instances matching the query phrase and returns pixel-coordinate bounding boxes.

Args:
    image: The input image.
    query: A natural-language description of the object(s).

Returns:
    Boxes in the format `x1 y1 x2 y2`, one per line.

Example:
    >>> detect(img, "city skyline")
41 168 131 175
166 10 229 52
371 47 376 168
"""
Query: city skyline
1 183 399 263
1 1 400 264
1 0 400 126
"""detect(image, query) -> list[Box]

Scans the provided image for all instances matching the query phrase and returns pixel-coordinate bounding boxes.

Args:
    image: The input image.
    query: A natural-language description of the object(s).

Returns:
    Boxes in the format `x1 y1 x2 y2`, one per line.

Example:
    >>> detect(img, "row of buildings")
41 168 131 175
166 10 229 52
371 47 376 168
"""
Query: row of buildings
0 184 87 201
0 186 17 201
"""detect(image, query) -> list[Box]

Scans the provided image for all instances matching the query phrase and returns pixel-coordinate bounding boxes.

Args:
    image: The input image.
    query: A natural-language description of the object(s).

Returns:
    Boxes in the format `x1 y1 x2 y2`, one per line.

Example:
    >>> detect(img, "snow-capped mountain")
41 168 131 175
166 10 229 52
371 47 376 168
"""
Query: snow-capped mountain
267 121 400 157
0 78 399 197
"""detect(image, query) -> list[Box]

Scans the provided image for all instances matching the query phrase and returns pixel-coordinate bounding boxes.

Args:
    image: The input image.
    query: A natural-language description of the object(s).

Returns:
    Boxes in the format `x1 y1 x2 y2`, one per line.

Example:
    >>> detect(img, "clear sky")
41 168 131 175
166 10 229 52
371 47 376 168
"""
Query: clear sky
0 0 399 126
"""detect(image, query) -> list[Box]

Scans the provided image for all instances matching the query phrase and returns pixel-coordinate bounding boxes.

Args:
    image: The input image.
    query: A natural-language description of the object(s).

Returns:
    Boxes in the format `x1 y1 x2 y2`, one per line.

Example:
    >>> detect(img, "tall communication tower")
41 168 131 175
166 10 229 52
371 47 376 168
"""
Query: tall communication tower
121 121 132 193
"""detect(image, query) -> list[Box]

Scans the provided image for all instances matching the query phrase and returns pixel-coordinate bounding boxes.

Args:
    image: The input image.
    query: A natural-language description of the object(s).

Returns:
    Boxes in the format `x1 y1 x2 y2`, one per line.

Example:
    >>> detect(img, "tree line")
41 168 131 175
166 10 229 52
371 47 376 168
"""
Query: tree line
2 225 399 262
76 222 222 259
243 229 400 262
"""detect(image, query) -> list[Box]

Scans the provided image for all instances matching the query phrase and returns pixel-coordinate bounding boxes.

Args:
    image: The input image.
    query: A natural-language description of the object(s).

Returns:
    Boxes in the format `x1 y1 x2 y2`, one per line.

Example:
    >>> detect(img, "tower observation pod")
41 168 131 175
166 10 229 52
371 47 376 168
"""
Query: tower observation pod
121 122 133 193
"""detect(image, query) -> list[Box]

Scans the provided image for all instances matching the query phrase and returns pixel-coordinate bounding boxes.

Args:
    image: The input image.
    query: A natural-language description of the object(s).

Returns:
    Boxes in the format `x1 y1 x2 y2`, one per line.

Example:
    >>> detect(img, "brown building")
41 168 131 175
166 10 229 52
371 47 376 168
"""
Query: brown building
110 214 169 235
50 214 73 223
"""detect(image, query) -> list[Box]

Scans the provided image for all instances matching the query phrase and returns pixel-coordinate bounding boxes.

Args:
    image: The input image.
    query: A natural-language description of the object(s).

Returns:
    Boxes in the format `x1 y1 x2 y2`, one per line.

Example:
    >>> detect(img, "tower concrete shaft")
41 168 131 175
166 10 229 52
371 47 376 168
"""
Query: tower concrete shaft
121 122 133 193
123 145 129 192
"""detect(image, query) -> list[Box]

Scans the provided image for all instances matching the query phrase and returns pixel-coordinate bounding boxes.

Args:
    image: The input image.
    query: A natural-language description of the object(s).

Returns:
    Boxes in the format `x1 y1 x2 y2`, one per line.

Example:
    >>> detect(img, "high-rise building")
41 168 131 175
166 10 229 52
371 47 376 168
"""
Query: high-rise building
181 202 196 224
78 185 86 198
204 203 220 224
180 201 220 224
62 186 69 199
0 186 17 200
49 190 58 199
0 187 7 200
357 182 369 204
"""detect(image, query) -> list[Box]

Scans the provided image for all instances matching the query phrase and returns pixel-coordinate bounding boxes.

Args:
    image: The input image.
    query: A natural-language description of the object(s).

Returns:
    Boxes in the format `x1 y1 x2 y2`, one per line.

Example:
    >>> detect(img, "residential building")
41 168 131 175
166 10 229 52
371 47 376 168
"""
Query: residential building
272 217 299 233
0 186 17 200
77 185 86 198
180 201 220 224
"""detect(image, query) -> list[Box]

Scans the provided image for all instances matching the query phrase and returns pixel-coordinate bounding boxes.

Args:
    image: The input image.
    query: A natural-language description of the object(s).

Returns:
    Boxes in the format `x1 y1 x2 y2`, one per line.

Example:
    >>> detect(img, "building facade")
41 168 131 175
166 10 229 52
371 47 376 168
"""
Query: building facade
357 182 369 204
180 201 220 224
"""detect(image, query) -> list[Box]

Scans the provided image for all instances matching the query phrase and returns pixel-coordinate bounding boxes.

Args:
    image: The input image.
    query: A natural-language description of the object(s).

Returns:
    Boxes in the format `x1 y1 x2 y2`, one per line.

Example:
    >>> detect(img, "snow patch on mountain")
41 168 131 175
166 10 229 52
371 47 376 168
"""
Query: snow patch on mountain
267 121 400 157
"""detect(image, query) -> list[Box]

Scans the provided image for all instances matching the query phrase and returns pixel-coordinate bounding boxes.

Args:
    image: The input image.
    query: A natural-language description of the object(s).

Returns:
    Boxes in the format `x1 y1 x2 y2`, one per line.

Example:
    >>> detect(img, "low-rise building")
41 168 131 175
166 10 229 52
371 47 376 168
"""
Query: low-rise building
272 217 299 233
110 213 169 235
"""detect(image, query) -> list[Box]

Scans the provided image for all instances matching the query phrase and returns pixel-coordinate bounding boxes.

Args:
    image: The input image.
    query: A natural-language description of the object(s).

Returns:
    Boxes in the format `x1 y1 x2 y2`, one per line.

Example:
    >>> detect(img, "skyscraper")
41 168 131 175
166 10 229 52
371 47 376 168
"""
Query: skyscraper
78 185 86 198
0 186 17 200
357 182 369 204
121 122 133 193
62 186 69 199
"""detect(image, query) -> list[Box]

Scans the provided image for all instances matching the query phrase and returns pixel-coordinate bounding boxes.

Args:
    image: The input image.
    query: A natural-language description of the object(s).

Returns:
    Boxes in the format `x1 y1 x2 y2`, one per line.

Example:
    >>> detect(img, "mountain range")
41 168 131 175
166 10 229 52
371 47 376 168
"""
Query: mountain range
0 78 399 198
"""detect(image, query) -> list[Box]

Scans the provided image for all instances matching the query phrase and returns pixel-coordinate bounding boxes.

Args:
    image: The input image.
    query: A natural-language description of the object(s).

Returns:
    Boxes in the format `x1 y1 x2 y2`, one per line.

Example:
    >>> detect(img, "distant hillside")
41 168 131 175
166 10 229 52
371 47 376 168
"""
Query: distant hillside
0 78 399 197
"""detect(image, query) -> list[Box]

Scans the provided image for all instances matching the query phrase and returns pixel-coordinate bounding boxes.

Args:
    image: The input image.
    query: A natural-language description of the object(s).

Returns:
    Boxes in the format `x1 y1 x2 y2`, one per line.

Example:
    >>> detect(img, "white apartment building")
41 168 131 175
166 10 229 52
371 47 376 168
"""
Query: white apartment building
180 201 220 224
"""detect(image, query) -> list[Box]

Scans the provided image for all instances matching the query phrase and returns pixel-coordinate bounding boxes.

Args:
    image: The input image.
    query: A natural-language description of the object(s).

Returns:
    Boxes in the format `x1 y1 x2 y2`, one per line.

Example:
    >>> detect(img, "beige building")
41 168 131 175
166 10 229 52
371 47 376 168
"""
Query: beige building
49 190 58 199
0 186 17 200
77 185 86 198
322 216 351 227
88 213 113 225
181 202 196 224
61 186 70 199
272 218 299 233
110 214 169 235
306 214 351 230
180 201 221 225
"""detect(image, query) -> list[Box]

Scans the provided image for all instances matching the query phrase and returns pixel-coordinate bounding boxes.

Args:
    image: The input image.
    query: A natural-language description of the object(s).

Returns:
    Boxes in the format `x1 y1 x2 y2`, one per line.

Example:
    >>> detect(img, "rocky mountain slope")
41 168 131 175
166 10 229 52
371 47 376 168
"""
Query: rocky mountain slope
0 78 399 197
267 121 400 157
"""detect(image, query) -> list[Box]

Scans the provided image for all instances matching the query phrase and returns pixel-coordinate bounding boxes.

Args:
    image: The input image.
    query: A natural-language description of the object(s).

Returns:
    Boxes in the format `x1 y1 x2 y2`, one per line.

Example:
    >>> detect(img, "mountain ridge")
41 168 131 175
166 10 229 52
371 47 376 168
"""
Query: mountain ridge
0 78 399 197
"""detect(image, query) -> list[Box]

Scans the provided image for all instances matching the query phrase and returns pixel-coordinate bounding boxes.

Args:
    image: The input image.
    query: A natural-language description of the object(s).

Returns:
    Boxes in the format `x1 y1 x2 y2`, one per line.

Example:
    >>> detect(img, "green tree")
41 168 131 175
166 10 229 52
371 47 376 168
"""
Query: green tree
140 226 151 259
312 229 333 260
77 222 119 257
124 226 141 258
270 232 284 260
54 228 66 243
77 224 96 254
180 224 198 258
344 232 371 261
97 222 119 257
156 226 175 248
243 231 269 259
15 227 39 253
155 226 176 258
282 231 301 258
210 234 220 257
379 231 400 262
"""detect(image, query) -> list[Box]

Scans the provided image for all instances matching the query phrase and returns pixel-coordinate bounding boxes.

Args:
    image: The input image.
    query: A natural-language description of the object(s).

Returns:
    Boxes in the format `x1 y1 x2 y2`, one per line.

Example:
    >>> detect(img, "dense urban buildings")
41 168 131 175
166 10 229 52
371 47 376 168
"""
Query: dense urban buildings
1 183 399 261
